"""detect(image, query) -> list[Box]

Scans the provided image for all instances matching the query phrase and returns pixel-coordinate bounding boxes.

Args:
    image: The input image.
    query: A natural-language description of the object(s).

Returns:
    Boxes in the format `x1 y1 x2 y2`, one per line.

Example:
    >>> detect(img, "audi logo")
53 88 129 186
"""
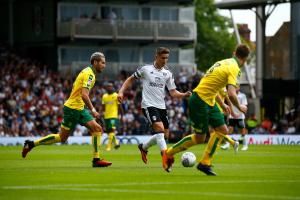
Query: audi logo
102 136 140 144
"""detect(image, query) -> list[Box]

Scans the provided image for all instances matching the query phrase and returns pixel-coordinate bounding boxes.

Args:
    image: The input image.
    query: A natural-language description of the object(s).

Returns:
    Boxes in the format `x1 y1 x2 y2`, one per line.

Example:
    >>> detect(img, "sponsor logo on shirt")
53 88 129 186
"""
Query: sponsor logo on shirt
149 82 164 88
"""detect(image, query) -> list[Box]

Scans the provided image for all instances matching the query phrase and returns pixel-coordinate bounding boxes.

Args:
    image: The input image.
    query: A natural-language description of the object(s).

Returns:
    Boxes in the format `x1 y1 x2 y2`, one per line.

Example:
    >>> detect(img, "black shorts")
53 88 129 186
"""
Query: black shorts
228 118 246 129
142 107 169 129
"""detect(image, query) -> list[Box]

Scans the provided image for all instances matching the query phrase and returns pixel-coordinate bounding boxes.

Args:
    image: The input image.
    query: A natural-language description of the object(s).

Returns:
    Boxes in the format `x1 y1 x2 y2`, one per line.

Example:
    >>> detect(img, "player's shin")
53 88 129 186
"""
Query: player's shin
34 134 61 146
142 134 157 150
92 132 101 159
200 131 223 166
223 134 235 146
155 133 167 151
167 134 203 156
106 132 114 150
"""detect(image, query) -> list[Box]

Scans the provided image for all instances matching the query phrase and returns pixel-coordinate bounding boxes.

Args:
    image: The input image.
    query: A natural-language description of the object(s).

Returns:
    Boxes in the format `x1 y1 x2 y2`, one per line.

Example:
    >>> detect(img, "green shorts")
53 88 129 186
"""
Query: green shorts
188 92 225 134
61 106 94 131
104 118 119 132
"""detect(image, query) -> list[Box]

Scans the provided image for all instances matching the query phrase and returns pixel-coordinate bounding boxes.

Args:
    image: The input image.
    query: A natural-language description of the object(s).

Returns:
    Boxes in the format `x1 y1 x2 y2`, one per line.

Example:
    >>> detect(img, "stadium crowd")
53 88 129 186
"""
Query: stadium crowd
1 50 300 138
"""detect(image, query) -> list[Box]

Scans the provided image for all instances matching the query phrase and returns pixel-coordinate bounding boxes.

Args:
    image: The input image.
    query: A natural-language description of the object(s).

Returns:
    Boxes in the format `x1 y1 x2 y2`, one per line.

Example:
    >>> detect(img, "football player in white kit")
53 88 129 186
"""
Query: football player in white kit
118 47 191 172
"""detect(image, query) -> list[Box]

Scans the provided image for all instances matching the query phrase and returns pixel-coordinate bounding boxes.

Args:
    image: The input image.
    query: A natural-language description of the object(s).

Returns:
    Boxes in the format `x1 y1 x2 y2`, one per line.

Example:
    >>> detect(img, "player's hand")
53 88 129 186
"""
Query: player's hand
184 91 192 97
232 112 240 119
117 92 124 103
239 105 248 114
91 109 100 119
222 104 231 116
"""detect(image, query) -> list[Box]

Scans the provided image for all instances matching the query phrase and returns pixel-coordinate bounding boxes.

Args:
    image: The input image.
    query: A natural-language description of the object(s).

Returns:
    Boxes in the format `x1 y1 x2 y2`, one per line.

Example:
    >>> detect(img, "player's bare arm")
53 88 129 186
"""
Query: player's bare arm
169 89 192 98
227 85 247 114
118 75 135 102
216 95 230 115
82 88 100 118
224 95 240 118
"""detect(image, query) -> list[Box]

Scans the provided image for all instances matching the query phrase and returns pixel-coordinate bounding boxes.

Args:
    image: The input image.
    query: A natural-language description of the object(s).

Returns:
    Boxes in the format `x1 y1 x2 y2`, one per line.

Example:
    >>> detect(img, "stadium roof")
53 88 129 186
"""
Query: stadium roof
215 0 300 9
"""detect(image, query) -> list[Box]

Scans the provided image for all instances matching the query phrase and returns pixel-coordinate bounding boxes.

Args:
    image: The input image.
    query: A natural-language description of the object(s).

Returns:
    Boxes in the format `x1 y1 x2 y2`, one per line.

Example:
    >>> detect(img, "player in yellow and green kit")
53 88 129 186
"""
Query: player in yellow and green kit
101 82 123 151
22 52 112 167
165 44 250 175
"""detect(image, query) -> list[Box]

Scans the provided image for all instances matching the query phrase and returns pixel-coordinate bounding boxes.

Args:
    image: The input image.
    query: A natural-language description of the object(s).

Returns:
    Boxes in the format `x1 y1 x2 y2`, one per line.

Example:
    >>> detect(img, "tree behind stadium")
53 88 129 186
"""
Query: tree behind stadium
194 0 236 72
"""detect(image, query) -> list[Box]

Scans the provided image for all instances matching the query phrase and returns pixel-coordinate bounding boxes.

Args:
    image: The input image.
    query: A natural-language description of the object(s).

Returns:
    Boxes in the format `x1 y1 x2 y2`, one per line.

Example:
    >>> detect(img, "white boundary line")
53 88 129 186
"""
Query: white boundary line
2 180 300 200
2 186 300 200
3 179 300 188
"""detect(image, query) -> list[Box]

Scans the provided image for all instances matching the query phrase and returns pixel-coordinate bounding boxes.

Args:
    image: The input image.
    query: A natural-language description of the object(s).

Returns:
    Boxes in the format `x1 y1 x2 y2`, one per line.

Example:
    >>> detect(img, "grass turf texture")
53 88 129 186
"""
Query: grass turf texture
0 144 300 200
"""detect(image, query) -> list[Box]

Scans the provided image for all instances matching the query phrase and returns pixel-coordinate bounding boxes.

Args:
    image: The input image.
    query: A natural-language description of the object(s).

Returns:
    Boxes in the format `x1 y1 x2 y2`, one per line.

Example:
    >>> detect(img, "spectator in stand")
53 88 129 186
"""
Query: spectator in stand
286 121 296 134
246 114 258 133
261 116 273 134
295 106 300 133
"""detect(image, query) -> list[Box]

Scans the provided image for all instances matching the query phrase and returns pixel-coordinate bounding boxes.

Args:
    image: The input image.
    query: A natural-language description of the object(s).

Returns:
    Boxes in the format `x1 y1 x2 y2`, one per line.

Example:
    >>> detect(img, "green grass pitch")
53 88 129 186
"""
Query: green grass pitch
1 144 300 200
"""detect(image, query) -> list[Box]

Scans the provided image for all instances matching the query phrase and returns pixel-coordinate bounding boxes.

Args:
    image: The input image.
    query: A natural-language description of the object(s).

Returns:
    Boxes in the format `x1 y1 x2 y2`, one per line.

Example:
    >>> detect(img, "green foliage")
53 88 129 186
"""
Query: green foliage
194 0 236 71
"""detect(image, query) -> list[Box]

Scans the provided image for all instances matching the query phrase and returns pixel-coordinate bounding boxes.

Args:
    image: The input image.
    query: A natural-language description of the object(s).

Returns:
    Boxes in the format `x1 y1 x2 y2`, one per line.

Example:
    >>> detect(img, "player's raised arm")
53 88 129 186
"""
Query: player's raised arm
118 75 135 102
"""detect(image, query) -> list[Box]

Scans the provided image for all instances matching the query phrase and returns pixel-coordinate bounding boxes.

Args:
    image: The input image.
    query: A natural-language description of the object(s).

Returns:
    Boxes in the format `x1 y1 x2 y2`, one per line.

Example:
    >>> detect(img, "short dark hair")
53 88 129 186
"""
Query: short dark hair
235 44 250 59
156 47 170 55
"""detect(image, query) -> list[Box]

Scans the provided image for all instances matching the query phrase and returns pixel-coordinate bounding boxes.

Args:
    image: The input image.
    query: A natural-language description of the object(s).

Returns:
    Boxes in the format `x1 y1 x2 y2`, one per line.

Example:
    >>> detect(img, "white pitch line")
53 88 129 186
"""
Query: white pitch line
2 179 300 188
2 186 300 200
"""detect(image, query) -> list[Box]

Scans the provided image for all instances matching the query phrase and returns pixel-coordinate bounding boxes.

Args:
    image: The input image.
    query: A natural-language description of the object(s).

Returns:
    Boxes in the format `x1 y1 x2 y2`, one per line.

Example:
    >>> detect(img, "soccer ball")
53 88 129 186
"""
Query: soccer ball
181 152 196 167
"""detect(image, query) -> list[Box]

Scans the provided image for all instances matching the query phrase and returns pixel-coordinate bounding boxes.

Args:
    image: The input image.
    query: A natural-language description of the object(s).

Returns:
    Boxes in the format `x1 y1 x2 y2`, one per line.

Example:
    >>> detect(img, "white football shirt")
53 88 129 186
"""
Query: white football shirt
229 91 248 119
133 64 176 109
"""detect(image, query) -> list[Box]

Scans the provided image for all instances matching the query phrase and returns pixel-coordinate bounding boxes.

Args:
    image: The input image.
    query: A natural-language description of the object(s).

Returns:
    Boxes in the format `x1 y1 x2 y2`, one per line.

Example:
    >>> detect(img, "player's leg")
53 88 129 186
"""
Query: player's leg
197 104 228 176
157 108 176 172
82 109 111 167
112 119 120 149
86 120 112 167
221 119 236 149
140 108 158 152
105 119 113 151
238 119 248 150
167 132 206 155
22 128 69 158
167 92 207 156
138 107 161 164
152 121 172 172
22 106 76 158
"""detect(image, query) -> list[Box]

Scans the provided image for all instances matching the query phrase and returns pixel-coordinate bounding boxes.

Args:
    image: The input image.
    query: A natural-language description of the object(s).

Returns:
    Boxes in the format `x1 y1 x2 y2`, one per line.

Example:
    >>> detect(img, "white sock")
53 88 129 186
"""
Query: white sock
243 135 248 146
155 133 167 151
142 134 157 150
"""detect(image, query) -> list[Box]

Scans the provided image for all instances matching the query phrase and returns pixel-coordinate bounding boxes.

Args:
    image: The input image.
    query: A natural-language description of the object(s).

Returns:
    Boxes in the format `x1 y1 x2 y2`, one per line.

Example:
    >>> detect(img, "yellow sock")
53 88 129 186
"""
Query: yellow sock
112 133 119 145
106 132 114 150
167 134 204 156
200 131 223 166
223 135 235 146
92 132 101 159
34 134 61 146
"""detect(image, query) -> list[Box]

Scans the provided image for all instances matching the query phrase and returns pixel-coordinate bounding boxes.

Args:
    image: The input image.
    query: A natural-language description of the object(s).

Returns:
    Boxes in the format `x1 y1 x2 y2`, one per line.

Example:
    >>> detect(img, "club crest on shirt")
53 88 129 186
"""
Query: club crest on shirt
155 77 161 82
87 75 93 87
152 116 157 121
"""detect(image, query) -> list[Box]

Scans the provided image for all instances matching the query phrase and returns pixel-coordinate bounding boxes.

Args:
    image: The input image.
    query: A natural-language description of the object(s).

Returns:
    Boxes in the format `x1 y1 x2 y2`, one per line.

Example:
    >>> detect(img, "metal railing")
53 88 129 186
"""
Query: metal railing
59 62 196 78
57 19 196 42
